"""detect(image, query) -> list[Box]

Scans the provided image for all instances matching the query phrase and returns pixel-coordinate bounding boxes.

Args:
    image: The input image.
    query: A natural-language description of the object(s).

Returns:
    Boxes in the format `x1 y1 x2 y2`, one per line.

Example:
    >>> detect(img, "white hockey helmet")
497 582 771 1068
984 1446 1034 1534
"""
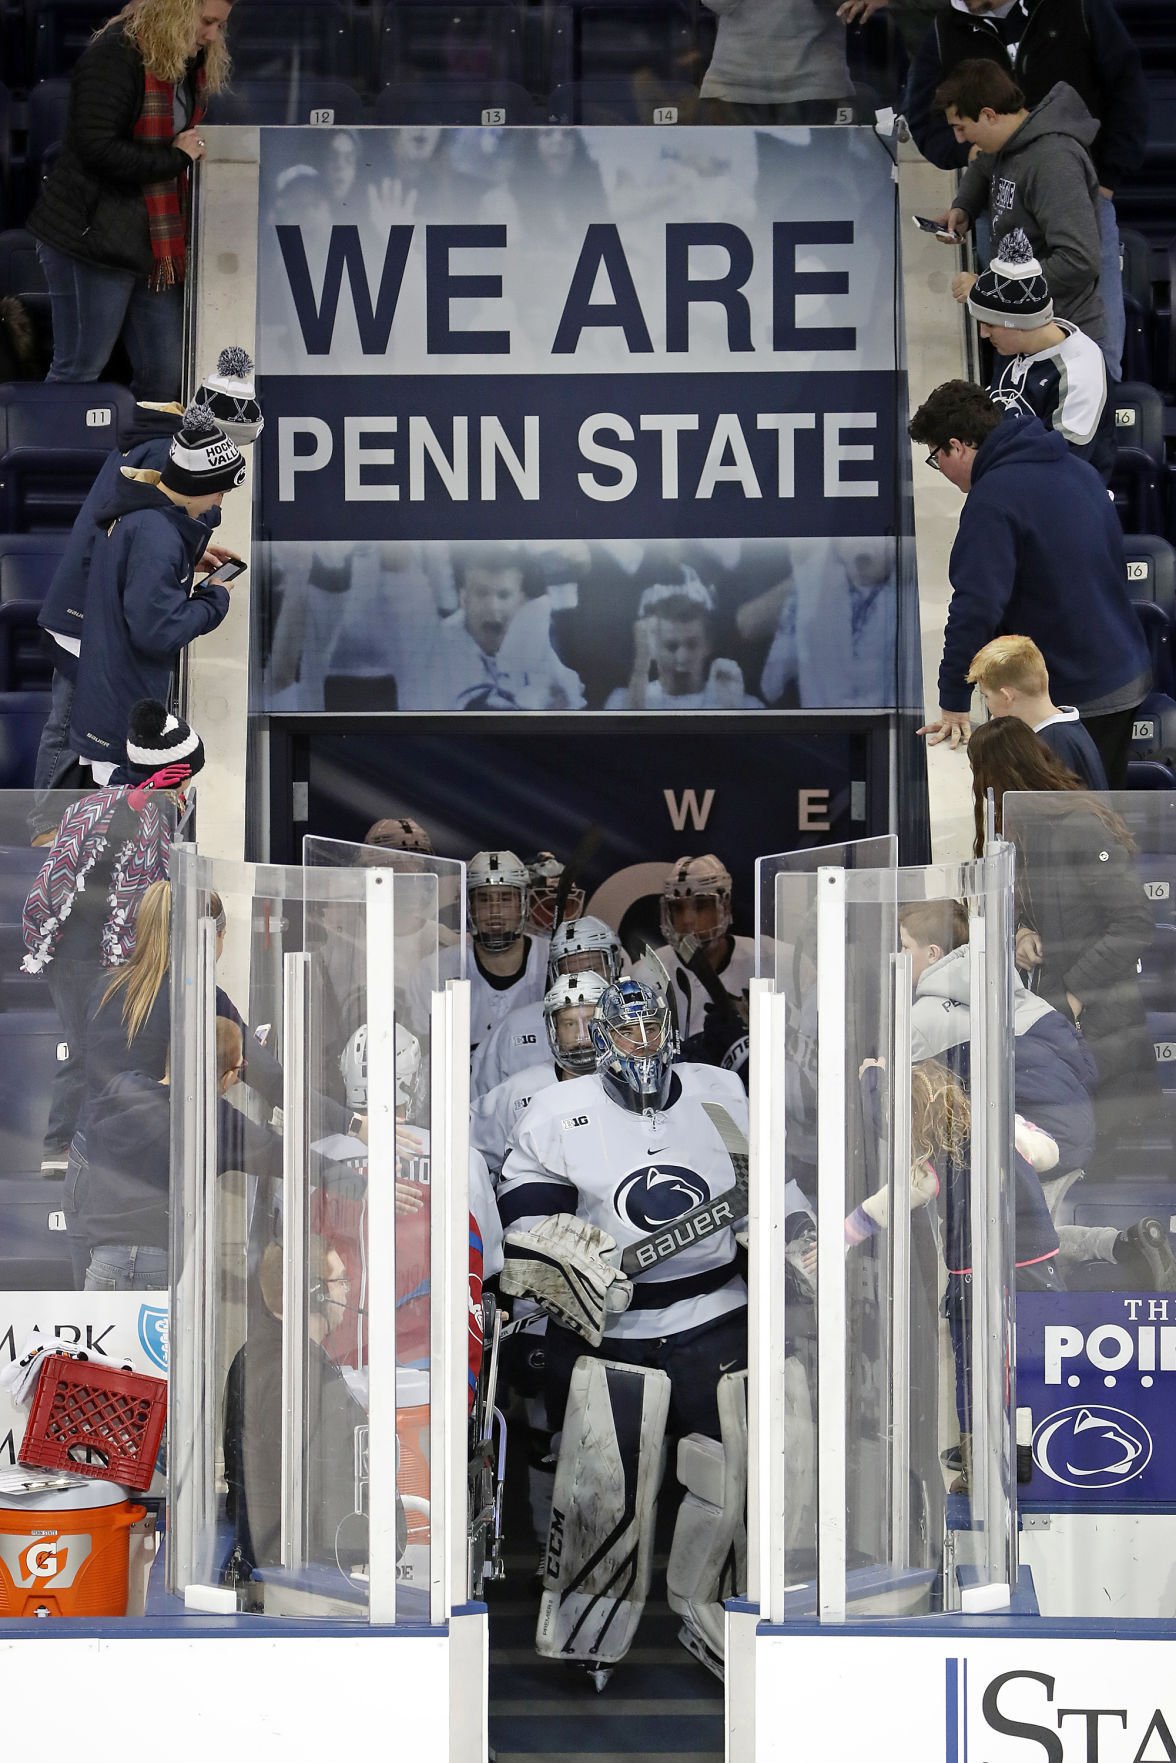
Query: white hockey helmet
543 970 608 1075
526 851 585 935
467 850 529 952
547 914 622 984
660 854 733 955
339 1022 422 1115
590 977 678 1113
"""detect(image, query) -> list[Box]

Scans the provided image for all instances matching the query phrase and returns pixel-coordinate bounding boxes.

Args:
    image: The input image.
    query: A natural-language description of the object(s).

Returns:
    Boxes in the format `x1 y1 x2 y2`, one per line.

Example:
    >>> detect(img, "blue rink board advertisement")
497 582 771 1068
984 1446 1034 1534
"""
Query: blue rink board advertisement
1018 1291 1176 1508
254 126 909 717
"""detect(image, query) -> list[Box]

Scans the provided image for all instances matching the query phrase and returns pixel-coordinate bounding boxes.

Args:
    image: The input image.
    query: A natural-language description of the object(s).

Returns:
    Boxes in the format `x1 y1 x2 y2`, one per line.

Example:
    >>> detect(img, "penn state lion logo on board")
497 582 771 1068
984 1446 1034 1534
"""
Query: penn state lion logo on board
615 1165 707 1232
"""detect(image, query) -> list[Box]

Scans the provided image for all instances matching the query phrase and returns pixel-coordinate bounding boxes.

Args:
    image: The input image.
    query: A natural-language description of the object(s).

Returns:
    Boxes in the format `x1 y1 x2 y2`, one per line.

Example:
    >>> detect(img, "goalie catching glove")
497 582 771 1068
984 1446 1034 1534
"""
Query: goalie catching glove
501 1214 633 1346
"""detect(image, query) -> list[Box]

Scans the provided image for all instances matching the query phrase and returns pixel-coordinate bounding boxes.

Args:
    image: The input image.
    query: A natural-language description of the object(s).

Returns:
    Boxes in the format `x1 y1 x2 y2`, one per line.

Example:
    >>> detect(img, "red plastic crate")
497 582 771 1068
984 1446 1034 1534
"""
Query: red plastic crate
18 1356 167 1492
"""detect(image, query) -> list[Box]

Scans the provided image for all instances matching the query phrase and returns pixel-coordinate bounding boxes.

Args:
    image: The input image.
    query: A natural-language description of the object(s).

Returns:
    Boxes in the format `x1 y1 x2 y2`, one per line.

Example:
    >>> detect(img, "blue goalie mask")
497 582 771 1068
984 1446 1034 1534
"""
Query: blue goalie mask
590 978 677 1113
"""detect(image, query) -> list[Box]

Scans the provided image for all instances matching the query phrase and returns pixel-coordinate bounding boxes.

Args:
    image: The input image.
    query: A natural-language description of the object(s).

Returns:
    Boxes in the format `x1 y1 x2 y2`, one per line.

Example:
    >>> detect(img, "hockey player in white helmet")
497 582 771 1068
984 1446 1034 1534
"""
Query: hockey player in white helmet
526 852 585 936
471 971 607 1179
470 914 623 1099
634 854 761 1056
363 816 433 855
498 977 751 1683
406 850 550 1056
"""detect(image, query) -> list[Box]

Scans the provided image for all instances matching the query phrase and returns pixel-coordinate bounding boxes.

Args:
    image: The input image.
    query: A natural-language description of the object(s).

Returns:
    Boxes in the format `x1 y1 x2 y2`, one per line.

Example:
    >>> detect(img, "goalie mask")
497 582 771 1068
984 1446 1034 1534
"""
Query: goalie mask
526 852 585 935
590 977 677 1113
467 850 528 952
548 914 623 985
339 1023 422 1115
543 970 608 1076
660 854 733 957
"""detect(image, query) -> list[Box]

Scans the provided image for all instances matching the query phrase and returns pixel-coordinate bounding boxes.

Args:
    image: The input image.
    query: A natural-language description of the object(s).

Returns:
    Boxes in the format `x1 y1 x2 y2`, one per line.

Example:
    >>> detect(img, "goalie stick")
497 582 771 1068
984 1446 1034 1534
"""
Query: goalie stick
614 1101 749 1277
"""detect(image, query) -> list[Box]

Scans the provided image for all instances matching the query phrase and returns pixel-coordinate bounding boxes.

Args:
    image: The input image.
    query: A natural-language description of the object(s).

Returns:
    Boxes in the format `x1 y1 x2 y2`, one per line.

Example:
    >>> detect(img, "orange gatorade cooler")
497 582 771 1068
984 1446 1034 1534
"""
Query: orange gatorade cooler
396 1367 430 1549
0 1480 146 1617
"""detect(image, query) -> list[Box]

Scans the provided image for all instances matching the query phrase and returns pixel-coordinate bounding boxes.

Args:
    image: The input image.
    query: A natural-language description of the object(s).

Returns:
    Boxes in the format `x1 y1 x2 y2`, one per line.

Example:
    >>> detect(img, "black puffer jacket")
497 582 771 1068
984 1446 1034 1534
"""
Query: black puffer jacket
28 23 196 276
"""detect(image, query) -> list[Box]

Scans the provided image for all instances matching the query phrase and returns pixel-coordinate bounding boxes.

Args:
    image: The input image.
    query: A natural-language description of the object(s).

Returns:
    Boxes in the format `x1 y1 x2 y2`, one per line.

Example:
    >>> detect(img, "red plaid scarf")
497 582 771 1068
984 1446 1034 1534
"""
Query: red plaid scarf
134 65 206 291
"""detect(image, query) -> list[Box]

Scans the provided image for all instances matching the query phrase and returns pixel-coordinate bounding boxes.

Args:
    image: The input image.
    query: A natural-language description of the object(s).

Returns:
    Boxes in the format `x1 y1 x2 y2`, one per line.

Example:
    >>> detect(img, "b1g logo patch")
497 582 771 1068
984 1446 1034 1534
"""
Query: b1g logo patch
615 1165 707 1232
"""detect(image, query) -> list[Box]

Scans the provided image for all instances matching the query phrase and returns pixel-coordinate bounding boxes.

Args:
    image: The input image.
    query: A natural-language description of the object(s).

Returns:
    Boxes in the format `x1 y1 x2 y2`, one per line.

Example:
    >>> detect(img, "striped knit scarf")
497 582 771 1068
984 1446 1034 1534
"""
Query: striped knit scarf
21 788 172 974
134 64 207 292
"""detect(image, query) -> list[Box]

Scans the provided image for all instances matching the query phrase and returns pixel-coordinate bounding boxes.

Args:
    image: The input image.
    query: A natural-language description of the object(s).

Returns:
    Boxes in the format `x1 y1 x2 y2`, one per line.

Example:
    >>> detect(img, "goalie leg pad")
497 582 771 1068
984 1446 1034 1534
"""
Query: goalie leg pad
537 1355 670 1667
666 1369 748 1677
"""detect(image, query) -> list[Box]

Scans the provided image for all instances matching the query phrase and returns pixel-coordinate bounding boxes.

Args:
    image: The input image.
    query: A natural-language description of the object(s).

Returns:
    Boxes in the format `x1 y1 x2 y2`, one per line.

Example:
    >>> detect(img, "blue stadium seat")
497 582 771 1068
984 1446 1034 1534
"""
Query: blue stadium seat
1110 445 1167 537
0 449 105 531
378 2 527 87
1056 1175 1176 1234
1123 534 1176 618
1112 382 1166 467
546 78 700 123
1130 687 1176 756
0 601 52 692
0 1011 62 1177
0 381 134 453
1137 853 1176 925
374 80 539 124
1119 229 1156 314
26 79 71 193
1139 923 1176 1006
1133 600 1175 696
0 231 46 299
0 690 49 787
1122 294 1153 385
1147 1012 1176 1092
207 78 366 127
543 0 703 87
1127 757 1176 789
227 0 356 82
0 533 66 604
0 1177 73 1288
33 0 112 79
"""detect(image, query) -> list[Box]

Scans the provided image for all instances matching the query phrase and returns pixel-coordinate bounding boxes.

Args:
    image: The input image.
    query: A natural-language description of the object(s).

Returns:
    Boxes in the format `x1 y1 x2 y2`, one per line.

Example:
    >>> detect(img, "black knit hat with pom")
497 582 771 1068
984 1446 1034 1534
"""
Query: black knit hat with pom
967 228 1054 331
161 402 247 497
194 345 264 444
113 700 206 787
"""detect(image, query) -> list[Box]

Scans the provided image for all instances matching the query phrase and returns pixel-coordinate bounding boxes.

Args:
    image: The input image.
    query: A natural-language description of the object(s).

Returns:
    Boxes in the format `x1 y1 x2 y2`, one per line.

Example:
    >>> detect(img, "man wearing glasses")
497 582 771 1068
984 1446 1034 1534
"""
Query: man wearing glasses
908 378 1149 787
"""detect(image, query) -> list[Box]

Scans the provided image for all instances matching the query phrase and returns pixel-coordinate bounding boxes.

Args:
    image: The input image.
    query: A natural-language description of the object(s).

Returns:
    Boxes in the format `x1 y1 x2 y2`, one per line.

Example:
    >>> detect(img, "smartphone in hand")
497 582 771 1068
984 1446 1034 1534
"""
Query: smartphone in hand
912 214 960 242
201 557 247 587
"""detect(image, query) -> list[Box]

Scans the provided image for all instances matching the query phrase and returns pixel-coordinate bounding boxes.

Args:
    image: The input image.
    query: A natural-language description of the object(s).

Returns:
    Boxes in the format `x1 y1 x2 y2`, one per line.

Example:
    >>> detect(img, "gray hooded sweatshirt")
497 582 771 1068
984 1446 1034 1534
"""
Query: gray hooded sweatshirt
954 81 1104 340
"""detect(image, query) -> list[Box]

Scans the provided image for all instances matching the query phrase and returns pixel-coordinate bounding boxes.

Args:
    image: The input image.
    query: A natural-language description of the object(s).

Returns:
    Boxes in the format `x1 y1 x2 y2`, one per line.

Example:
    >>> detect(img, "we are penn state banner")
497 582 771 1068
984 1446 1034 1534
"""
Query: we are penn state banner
253 125 905 716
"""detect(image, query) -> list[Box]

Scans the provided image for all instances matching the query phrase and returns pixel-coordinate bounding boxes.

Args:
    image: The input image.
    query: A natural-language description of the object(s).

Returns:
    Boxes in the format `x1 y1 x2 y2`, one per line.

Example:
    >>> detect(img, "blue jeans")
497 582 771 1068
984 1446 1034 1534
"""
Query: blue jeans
1097 193 1123 384
36 240 182 401
84 1243 168 1291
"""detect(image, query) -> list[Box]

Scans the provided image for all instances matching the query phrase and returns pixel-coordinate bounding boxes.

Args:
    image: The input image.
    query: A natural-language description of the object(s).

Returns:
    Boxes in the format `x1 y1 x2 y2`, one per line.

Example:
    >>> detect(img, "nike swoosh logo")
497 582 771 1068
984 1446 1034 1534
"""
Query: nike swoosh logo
719 1359 740 1373
646 1147 666 1155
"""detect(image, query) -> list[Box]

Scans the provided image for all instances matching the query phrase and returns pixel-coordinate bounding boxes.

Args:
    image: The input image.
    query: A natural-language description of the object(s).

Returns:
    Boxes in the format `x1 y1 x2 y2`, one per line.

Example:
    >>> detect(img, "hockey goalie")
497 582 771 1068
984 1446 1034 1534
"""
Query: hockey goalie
498 976 751 1686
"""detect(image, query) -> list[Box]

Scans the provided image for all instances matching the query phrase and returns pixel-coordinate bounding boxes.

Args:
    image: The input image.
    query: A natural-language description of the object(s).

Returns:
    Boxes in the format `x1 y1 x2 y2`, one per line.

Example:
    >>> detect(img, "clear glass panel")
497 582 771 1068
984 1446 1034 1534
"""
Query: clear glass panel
756 841 1017 1622
1001 790 1176 1620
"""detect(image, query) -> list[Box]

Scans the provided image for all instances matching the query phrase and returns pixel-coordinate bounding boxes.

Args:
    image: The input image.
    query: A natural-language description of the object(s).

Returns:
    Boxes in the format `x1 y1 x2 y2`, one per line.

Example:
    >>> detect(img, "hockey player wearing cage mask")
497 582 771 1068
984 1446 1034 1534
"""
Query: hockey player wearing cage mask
636 854 759 1049
470 913 623 1100
406 849 550 1054
498 976 751 1683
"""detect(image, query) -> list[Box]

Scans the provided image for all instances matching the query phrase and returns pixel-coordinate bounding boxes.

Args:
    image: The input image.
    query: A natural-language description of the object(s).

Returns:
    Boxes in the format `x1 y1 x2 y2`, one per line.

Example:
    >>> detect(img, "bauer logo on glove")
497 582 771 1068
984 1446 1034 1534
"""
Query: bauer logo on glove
501 1213 633 1347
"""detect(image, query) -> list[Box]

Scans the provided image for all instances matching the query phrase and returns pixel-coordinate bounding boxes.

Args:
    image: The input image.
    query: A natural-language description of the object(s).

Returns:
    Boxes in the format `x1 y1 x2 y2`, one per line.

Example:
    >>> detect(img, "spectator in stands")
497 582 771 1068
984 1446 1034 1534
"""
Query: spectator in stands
910 380 1149 785
966 230 1112 479
21 699 201 1176
967 635 1108 788
607 575 762 710
932 62 1105 351
70 406 242 779
904 0 1146 382
32 349 259 828
760 537 897 709
969 717 1162 1162
28 0 234 401
697 0 855 124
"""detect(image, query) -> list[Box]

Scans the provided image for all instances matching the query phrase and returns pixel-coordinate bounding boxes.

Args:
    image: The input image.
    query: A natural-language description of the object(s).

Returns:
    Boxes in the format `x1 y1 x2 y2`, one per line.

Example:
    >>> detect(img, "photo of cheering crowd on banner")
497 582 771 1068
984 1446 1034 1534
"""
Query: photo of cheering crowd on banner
252 124 910 716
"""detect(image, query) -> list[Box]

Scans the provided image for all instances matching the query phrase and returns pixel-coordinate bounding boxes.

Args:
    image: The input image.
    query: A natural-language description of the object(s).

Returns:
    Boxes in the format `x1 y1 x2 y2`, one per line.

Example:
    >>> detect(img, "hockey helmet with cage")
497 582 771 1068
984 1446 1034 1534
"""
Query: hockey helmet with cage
548 914 622 984
590 977 677 1113
467 850 529 952
526 852 585 935
339 1022 422 1114
660 854 733 956
543 970 608 1075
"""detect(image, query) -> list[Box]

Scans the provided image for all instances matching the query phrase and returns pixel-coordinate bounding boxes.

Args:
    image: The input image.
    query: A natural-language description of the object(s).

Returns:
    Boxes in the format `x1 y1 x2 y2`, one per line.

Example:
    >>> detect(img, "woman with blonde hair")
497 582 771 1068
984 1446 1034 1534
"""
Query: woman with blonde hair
29 0 234 398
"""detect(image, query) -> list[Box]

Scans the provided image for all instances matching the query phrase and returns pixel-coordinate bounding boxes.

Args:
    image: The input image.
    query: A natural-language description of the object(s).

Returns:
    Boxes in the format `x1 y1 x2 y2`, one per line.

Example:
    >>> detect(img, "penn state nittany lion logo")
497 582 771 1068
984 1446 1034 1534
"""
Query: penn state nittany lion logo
615 1165 707 1232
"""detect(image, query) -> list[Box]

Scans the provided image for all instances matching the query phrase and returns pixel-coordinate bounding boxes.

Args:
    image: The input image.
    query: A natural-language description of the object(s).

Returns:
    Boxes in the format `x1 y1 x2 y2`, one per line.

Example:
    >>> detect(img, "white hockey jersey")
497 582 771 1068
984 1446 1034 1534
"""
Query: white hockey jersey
405 933 551 1053
498 1062 748 1340
470 1000 548 1098
640 935 761 1043
470 1062 561 1178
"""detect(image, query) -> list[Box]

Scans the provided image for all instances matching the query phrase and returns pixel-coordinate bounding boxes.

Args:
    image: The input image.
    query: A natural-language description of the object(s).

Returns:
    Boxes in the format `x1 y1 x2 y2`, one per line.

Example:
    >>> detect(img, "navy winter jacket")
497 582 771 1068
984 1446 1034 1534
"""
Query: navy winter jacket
939 410 1150 715
69 470 229 766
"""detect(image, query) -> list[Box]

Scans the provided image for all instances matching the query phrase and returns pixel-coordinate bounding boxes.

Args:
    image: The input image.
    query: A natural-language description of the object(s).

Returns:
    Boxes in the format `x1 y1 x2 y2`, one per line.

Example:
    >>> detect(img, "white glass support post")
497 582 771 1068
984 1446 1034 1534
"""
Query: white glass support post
281 951 311 1571
365 868 399 1625
816 866 848 1623
749 979 790 1623
888 950 914 1570
431 978 471 1621
168 859 217 1593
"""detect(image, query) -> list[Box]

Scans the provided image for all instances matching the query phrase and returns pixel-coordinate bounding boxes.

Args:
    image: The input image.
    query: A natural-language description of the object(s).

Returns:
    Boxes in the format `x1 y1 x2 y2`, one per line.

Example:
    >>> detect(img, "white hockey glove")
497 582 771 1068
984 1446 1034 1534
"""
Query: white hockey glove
501 1214 633 1347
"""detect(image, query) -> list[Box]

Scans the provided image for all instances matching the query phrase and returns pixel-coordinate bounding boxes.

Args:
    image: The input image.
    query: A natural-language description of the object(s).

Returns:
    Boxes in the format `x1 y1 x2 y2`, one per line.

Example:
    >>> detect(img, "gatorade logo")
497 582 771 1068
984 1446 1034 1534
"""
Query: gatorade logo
0 1530 91 1588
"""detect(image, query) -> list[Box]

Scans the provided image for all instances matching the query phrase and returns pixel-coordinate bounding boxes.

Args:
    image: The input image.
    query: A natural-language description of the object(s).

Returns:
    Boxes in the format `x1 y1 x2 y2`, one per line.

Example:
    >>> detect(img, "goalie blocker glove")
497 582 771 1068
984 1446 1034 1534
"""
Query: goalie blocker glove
501 1213 633 1347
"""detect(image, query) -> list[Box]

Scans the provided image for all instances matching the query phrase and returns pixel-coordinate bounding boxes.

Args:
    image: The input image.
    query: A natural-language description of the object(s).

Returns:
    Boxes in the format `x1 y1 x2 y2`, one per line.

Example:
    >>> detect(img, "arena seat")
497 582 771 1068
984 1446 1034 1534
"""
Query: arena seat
1126 757 1176 789
0 532 66 603
377 2 528 87
0 381 135 454
0 231 45 299
25 79 71 196
1110 445 1168 538
0 448 104 531
207 78 367 127
546 78 700 124
0 689 49 787
0 1009 62 1177
1138 922 1176 1005
218 0 356 82
1112 381 1166 466
1133 601 1175 696
0 1177 73 1289
374 80 539 124
32 0 112 80
1136 853 1176 924
1123 534 1176 618
1055 1175 1176 1234
0 599 51 692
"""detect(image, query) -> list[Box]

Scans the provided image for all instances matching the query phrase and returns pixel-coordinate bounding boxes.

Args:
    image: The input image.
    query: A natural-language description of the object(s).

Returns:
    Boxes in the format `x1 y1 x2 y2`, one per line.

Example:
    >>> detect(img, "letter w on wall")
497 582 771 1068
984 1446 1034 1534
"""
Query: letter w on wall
664 788 715 832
